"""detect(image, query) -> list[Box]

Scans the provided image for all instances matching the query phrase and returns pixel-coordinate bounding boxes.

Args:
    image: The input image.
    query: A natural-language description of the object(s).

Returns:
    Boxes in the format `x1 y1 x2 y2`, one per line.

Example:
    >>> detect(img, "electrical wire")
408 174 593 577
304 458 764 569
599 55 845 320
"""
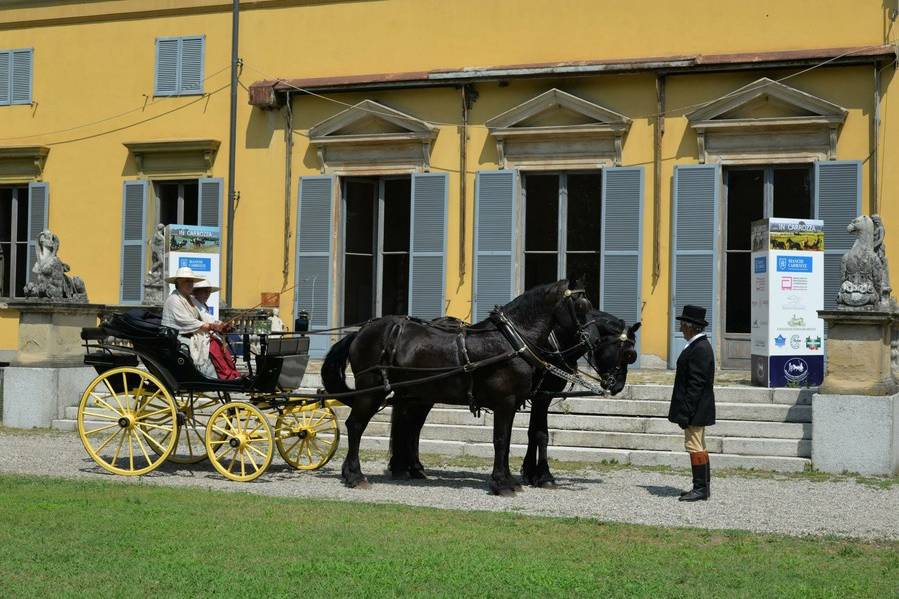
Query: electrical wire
43 83 230 146
0 63 233 143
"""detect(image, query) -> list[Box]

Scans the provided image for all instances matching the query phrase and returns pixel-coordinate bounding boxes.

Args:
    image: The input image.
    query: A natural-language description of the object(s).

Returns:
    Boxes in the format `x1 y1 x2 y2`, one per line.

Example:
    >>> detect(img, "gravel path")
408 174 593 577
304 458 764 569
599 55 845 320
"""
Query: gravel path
2 430 897 541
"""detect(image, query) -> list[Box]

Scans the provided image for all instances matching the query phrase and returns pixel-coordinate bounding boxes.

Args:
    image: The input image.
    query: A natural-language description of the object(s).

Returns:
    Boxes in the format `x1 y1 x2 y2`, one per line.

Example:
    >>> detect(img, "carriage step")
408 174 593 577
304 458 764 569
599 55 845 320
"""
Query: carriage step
356 436 811 473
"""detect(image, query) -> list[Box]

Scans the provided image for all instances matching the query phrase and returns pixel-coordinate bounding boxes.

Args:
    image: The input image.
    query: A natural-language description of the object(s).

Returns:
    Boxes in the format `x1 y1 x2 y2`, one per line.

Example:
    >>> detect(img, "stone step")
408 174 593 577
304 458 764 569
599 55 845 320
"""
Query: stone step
341 421 810 458
354 436 811 473
351 408 810 440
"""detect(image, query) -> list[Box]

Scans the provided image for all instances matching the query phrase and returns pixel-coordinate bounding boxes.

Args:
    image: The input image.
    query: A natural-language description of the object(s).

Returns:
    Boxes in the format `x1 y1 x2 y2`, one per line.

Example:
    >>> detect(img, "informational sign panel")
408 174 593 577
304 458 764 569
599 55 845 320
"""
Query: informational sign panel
165 224 222 318
750 218 824 387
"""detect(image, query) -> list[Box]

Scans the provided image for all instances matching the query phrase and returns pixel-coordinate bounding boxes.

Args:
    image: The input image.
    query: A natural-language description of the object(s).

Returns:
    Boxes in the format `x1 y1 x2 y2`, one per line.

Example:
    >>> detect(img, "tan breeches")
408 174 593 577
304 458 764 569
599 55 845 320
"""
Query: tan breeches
684 426 706 453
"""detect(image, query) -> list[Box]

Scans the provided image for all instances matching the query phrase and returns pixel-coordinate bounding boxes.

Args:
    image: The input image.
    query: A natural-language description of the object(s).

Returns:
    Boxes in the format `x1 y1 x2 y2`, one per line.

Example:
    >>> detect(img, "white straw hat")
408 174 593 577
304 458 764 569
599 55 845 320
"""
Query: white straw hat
164 266 206 284
193 278 220 293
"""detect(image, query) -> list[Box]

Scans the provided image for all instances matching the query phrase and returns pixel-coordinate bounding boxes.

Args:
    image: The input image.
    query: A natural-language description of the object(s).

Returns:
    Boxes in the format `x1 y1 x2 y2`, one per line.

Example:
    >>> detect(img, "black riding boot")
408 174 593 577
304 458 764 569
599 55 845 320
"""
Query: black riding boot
679 452 709 502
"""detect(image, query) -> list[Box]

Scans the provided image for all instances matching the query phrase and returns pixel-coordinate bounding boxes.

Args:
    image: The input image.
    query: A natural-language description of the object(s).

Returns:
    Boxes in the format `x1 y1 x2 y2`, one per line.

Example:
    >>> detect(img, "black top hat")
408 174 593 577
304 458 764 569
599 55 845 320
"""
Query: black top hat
676 304 708 327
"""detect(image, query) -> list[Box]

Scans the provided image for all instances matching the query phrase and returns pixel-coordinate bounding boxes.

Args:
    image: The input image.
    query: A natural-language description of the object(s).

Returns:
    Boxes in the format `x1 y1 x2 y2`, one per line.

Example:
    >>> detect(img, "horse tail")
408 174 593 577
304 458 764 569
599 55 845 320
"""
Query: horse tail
321 331 357 394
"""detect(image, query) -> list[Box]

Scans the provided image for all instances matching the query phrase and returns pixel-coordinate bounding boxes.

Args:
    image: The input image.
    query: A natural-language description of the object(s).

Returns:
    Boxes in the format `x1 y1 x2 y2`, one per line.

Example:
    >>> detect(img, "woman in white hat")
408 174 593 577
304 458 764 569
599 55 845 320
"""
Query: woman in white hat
191 278 220 322
161 267 219 378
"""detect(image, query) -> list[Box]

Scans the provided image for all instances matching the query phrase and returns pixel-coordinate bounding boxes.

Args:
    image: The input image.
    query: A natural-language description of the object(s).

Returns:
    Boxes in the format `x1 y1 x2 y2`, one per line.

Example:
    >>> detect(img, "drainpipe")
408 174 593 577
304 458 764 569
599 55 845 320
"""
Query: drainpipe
653 74 665 286
225 0 240 306
283 92 293 290
872 61 881 214
458 84 470 283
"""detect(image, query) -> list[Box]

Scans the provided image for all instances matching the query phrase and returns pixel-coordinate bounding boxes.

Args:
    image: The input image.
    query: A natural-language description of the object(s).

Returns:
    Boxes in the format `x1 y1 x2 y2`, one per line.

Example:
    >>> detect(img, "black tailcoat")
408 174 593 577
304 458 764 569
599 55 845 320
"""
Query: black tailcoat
668 335 716 427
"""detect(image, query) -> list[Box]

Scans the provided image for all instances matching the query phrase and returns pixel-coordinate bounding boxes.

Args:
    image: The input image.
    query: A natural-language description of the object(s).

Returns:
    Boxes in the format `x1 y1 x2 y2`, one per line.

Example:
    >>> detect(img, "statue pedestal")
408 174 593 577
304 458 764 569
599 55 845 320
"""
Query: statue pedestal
817 309 896 396
812 309 899 475
2 301 102 428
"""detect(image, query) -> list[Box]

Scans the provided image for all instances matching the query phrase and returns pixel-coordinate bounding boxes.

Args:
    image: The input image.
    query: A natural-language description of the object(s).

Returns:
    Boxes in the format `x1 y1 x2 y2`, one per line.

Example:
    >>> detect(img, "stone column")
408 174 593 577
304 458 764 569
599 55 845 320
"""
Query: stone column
2 302 103 428
812 309 899 475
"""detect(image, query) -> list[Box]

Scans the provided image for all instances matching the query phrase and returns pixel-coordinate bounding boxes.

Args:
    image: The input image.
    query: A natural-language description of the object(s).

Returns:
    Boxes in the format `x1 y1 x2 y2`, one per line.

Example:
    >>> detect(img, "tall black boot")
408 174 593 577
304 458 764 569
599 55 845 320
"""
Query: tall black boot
705 452 711 499
679 452 709 502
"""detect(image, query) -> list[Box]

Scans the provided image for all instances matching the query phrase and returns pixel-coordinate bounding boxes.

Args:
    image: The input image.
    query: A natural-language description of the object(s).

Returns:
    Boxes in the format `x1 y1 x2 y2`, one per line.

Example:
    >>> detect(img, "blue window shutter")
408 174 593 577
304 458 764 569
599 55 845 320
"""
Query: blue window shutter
0 51 9 105
601 167 644 353
670 164 720 367
155 38 180 96
296 176 334 357
409 173 448 319
473 170 517 322
121 181 147 304
11 49 32 105
26 182 49 286
198 177 223 228
815 160 861 311
179 36 204 94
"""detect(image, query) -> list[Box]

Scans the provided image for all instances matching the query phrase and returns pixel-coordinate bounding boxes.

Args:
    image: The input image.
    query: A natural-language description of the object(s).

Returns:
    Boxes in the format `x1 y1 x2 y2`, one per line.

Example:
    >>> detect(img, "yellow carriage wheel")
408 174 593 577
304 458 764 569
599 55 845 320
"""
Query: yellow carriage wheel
148 392 221 464
205 402 273 482
77 367 177 476
275 405 340 471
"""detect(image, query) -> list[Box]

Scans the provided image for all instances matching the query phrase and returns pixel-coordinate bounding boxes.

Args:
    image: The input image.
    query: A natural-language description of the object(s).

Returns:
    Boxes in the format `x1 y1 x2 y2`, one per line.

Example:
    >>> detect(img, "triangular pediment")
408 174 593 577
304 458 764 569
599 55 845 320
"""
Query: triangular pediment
309 100 437 141
688 78 847 127
486 88 631 133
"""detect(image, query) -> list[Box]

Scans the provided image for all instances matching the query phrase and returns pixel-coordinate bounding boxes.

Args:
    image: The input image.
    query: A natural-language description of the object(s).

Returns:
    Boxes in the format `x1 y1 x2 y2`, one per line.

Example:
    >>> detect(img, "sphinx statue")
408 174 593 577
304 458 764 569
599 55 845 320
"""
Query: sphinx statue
23 229 88 302
837 215 893 310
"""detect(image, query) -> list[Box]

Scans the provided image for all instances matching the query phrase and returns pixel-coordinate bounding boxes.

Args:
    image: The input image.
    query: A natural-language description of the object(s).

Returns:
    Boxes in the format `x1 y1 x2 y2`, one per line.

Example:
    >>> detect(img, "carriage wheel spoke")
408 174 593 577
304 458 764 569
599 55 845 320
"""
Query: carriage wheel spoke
84 422 121 436
82 411 120 421
90 394 122 416
245 443 268 459
94 428 122 453
137 426 166 453
244 447 259 471
102 379 126 414
132 430 152 465
111 430 127 465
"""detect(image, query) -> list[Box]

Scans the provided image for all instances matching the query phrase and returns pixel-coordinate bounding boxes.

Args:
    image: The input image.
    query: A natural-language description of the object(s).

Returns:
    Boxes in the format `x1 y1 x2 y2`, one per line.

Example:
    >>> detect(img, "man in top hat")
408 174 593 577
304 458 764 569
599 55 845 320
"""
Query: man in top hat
669 304 716 502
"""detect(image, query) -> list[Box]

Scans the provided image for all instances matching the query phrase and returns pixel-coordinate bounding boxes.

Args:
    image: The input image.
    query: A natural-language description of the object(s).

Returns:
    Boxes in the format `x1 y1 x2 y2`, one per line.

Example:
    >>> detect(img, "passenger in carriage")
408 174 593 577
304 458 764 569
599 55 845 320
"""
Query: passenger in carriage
161 267 238 380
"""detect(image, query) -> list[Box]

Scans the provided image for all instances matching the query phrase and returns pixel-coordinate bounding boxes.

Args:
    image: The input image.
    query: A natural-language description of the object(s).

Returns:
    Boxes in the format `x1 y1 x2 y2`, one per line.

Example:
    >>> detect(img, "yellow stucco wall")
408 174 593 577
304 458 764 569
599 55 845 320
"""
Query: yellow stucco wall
0 0 895 364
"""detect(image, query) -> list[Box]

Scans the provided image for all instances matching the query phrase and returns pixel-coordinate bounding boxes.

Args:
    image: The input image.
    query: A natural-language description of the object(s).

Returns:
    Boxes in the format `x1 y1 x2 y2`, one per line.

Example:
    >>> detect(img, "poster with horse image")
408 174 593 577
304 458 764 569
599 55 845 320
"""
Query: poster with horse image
750 218 824 388
165 225 222 317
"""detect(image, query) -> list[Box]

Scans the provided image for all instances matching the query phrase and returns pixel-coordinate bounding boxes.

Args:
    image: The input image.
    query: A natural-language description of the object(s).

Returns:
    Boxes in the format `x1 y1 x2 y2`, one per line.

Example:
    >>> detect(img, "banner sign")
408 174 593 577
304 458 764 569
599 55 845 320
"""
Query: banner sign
165 225 222 318
750 218 824 387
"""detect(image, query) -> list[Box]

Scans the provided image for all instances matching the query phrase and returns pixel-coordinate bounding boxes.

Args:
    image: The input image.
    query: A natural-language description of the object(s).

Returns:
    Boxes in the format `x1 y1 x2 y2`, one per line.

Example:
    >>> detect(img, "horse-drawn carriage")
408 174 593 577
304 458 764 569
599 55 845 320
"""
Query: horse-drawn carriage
76 280 640 494
77 310 339 482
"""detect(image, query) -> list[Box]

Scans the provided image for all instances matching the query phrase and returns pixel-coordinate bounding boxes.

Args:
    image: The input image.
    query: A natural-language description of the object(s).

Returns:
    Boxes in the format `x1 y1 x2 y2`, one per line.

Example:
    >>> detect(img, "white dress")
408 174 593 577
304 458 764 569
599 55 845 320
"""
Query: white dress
161 291 217 379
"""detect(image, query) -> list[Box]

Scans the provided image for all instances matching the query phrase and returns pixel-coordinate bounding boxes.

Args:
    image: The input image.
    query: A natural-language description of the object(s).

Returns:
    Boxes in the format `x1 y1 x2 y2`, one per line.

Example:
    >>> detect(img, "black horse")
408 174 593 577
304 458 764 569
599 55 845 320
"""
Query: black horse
321 280 594 495
387 309 640 487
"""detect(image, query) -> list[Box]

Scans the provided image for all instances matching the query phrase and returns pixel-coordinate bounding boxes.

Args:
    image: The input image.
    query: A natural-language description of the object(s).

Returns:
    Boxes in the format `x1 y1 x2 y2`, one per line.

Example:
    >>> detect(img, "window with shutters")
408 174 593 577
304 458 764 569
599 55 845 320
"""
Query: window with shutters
0 186 30 297
341 176 411 324
0 48 33 106
521 171 602 305
154 36 204 97
155 180 199 226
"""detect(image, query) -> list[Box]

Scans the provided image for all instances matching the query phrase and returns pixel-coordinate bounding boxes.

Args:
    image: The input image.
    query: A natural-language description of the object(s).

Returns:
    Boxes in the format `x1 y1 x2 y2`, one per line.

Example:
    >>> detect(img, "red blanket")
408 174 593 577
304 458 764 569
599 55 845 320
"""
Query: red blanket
209 335 241 380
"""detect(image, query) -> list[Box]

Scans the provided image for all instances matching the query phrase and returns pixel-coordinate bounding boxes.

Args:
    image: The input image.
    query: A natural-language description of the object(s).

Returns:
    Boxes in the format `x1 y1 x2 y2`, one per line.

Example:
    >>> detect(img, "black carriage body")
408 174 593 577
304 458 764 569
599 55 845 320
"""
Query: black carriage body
81 309 309 396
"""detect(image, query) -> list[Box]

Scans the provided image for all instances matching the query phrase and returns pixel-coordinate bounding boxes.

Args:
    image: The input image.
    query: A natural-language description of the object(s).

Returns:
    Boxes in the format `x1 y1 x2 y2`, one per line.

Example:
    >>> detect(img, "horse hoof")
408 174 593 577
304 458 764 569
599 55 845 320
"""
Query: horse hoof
345 477 370 489
496 487 516 497
409 469 428 480
537 480 558 489
389 470 411 481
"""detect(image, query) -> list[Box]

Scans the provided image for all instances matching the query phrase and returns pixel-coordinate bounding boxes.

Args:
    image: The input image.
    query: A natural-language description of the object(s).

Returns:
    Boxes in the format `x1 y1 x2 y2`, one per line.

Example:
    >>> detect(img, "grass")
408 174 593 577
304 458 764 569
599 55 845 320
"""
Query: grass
0 475 896 598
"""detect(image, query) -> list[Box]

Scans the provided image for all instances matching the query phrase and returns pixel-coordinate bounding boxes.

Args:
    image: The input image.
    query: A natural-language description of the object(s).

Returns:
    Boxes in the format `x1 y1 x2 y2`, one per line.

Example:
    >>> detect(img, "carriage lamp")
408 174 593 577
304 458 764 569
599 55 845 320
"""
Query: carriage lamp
295 310 310 332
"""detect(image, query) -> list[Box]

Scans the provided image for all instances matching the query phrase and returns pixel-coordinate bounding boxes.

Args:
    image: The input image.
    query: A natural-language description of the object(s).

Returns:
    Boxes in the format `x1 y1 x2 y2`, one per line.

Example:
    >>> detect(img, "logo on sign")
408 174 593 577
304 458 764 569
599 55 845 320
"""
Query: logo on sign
790 335 802 350
784 358 809 383
178 257 212 272
787 314 806 327
781 277 792 290
774 334 786 347
754 257 767 273
776 256 812 273
806 336 821 350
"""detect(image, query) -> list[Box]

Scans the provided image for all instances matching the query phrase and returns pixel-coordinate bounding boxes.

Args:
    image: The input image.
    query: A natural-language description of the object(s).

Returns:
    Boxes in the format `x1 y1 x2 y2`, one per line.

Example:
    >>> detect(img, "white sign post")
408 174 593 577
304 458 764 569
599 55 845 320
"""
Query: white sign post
750 218 825 387
164 224 222 318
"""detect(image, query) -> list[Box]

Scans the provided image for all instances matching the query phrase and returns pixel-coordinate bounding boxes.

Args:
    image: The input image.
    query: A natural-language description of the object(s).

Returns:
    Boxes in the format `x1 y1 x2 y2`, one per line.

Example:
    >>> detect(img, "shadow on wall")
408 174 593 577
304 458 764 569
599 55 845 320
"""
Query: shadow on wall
245 106 280 150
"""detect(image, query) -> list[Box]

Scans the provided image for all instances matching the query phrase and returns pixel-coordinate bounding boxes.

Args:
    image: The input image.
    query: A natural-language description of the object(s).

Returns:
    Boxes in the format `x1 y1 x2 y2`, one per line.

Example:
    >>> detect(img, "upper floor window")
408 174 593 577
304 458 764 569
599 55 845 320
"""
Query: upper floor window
0 49 33 106
154 36 205 97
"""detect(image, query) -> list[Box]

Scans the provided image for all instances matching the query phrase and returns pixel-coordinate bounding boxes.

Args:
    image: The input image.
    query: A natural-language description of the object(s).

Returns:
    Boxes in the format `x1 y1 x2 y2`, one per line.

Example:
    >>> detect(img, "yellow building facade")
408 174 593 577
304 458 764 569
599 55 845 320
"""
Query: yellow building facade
0 0 896 367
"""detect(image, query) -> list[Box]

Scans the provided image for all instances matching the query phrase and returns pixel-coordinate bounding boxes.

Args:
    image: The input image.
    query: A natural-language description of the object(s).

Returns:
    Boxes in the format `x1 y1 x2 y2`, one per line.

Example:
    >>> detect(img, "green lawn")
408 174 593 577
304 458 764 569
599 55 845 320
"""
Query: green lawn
0 475 896 598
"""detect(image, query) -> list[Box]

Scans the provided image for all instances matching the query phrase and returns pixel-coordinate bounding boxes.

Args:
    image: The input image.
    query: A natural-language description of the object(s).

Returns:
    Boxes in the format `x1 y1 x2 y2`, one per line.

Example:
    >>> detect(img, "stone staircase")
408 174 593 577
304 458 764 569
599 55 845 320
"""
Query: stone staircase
51 367 814 472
